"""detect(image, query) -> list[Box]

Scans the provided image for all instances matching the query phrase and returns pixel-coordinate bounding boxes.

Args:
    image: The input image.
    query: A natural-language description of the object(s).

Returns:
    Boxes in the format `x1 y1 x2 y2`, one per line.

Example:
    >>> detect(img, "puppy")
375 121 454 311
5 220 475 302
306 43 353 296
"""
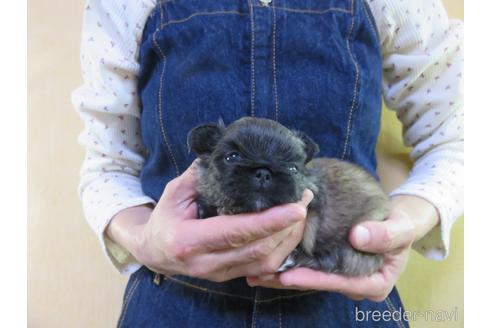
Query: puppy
187 117 389 276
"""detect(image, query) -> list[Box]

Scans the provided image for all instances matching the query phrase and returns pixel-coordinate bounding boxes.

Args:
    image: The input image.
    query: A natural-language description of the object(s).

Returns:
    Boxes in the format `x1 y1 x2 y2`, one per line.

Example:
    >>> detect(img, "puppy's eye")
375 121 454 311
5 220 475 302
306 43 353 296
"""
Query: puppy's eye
225 152 242 163
287 165 298 173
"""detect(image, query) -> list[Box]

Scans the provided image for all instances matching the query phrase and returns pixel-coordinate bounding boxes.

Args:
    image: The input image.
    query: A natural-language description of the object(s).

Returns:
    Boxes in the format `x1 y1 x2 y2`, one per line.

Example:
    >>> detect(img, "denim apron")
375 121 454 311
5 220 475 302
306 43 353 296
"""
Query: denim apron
118 1 409 327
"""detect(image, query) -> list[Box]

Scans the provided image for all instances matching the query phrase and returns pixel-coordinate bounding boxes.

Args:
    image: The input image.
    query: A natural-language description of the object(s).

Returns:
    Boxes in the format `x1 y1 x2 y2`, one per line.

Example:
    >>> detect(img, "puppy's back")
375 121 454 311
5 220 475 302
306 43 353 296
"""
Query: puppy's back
294 158 390 275
307 158 389 229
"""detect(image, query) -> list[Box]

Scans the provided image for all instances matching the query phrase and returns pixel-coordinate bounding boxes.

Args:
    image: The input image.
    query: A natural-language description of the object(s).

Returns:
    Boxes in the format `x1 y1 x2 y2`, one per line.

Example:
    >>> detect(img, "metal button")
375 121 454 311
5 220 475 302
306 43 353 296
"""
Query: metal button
153 273 162 286
259 0 272 6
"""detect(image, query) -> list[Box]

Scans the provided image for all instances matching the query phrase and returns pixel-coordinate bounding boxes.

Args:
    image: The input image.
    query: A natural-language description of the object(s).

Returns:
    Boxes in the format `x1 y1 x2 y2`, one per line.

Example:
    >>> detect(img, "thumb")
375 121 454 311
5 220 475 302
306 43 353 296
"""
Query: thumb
349 210 416 253
298 189 314 208
161 160 199 203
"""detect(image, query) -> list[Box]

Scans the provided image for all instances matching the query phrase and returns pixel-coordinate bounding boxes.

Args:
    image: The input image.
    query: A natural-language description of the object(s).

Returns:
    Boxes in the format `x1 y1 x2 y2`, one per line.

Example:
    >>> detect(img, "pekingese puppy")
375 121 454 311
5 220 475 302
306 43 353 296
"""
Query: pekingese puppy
187 117 389 276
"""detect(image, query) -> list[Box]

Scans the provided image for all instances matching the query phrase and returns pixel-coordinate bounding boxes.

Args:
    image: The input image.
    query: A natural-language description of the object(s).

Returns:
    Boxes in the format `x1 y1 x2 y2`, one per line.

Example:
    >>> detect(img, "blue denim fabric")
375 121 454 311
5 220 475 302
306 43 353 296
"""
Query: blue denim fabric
120 0 409 327
118 266 408 328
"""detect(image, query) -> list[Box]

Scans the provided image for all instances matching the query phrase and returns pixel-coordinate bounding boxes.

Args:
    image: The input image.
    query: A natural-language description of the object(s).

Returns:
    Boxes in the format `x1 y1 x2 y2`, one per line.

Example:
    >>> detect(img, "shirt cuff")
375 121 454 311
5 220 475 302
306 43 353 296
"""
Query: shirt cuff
80 173 156 274
97 196 154 275
389 160 463 260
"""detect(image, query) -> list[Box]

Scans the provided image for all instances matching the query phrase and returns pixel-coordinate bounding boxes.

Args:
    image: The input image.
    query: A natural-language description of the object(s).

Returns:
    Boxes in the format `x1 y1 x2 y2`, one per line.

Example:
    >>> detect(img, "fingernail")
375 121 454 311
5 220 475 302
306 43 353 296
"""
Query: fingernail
303 189 314 205
191 159 200 169
354 225 370 247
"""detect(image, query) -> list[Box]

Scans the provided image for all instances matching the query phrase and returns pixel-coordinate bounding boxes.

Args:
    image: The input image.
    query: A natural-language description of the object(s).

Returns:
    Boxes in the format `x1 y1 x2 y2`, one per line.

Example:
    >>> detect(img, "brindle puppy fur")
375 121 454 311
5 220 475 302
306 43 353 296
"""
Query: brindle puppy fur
187 117 388 277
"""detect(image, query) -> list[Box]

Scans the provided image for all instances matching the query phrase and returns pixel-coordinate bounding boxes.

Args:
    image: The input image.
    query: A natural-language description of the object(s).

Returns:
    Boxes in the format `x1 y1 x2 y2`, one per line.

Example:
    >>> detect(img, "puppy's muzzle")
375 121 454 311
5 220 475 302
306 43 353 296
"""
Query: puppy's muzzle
253 168 272 189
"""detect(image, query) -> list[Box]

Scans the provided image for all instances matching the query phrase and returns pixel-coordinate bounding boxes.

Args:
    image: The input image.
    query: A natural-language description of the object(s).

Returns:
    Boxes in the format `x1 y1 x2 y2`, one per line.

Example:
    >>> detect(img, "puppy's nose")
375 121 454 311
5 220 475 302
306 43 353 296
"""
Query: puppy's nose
254 168 272 187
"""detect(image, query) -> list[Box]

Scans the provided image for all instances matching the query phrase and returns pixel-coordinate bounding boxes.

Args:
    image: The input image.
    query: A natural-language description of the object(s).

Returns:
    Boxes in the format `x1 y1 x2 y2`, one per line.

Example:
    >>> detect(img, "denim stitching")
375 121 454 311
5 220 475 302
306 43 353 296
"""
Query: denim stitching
278 298 282 328
254 6 352 15
158 10 249 30
251 288 259 328
165 276 254 300
159 0 165 29
361 0 378 41
341 0 359 160
117 270 145 328
155 275 320 303
159 0 350 15
152 30 181 176
272 0 279 121
257 291 319 303
249 0 256 117
385 296 407 328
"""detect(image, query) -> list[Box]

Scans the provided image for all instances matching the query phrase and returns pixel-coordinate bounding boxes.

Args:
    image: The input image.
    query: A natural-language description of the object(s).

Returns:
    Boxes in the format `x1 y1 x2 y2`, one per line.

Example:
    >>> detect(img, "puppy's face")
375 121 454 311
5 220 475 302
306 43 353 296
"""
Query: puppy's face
188 117 319 213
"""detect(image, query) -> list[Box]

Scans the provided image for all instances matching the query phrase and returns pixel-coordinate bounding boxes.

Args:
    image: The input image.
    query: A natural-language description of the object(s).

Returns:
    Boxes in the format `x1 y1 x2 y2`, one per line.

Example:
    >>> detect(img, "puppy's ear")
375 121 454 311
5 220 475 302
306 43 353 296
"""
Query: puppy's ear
295 131 319 163
187 123 224 158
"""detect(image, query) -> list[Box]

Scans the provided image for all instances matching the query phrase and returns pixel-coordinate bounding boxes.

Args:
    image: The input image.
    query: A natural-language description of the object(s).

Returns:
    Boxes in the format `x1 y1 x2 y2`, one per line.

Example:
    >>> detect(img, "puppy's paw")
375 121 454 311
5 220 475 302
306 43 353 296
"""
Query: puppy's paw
277 254 296 272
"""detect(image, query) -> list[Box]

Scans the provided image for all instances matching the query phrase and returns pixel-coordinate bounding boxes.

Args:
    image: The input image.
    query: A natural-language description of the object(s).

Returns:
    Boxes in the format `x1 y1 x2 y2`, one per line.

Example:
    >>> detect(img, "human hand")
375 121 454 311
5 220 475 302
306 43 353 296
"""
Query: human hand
107 161 313 282
246 195 439 301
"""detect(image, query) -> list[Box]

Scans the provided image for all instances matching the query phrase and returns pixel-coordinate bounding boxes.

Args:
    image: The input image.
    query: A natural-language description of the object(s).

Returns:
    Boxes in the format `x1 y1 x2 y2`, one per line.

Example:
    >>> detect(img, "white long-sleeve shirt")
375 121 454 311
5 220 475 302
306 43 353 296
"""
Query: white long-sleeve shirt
72 0 464 274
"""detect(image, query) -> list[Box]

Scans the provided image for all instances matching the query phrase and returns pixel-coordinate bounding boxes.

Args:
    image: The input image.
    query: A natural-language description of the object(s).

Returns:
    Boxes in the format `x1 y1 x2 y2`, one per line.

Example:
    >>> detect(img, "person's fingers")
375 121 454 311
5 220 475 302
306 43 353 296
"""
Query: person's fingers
259 219 306 272
183 190 313 252
187 205 304 251
246 275 307 290
246 276 282 288
187 227 294 279
240 219 305 275
257 274 276 281
248 272 387 301
278 268 389 298
349 209 416 254
298 189 314 208
217 219 306 278
345 294 365 301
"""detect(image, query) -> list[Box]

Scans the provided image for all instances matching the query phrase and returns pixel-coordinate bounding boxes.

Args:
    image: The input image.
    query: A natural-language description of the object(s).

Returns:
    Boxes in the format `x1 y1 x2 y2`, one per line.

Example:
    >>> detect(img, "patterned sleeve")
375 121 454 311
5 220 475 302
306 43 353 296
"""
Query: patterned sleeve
367 0 463 259
72 0 156 274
